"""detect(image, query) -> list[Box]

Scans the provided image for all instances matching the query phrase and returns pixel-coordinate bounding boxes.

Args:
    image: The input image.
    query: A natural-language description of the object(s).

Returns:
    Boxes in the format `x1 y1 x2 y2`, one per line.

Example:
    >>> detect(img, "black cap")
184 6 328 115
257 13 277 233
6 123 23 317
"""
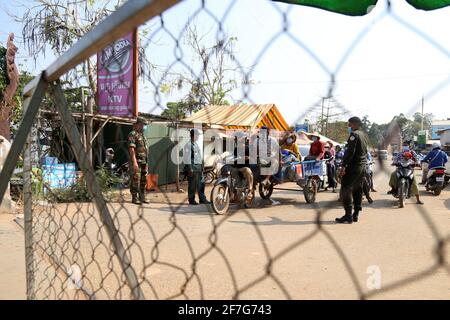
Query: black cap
348 116 362 125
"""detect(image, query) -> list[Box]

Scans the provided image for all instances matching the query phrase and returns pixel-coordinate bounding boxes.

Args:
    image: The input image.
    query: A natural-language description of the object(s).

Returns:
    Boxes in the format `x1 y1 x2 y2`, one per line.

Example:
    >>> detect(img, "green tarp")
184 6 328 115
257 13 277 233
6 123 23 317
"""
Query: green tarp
273 0 450 16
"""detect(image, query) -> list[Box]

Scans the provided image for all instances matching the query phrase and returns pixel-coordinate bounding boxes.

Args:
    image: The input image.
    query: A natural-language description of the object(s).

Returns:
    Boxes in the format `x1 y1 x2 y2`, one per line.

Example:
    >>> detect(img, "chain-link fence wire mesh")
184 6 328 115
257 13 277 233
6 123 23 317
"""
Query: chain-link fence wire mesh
15 0 450 299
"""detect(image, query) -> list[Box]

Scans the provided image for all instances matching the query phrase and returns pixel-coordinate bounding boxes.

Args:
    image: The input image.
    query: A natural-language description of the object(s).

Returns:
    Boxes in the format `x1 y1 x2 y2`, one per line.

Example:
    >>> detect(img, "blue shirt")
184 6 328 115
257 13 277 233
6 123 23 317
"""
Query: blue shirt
422 148 448 169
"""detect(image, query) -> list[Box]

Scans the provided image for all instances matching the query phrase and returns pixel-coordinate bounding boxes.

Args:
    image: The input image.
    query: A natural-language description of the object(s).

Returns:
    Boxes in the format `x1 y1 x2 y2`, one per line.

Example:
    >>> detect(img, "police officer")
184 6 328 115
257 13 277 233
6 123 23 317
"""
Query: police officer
335 116 369 224
128 116 149 205
184 129 210 205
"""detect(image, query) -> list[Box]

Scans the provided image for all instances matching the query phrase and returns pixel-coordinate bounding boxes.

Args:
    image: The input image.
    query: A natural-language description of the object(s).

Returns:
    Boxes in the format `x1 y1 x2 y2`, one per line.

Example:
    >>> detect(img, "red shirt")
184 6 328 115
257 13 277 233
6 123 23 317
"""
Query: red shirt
309 140 325 159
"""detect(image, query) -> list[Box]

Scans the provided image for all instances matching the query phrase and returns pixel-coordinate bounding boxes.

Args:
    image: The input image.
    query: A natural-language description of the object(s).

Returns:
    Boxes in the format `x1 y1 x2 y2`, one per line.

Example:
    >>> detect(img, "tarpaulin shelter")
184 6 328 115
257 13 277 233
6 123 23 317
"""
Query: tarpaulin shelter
274 0 450 16
184 104 289 131
295 131 313 144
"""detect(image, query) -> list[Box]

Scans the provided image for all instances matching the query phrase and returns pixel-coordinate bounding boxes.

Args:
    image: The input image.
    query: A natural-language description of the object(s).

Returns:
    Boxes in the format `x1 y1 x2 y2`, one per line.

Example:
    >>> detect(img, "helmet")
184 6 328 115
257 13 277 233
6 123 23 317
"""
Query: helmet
403 151 413 159
432 142 441 149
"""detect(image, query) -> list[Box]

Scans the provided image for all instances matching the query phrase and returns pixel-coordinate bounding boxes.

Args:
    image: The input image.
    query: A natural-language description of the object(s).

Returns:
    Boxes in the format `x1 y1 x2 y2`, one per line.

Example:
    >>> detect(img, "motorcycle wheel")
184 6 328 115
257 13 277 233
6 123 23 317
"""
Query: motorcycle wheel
204 171 215 184
259 182 274 199
211 184 230 215
398 180 405 208
433 187 442 196
120 170 130 189
303 177 317 204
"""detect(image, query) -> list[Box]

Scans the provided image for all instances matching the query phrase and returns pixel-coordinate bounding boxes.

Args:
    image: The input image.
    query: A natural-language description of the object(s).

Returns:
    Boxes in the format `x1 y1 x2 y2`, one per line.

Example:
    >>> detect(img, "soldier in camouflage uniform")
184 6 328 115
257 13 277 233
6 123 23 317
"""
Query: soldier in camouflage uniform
128 116 149 205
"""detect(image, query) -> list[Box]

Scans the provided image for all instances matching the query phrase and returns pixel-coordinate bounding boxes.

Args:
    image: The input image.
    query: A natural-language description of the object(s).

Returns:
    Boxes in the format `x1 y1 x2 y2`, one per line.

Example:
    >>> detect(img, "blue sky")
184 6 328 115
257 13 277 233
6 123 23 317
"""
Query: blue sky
1 0 449 125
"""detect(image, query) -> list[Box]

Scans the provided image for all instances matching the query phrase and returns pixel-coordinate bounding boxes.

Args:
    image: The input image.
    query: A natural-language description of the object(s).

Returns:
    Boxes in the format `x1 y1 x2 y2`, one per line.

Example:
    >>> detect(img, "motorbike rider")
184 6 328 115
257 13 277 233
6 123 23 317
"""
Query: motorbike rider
387 142 423 204
335 145 345 160
250 126 279 186
233 131 255 206
422 142 448 182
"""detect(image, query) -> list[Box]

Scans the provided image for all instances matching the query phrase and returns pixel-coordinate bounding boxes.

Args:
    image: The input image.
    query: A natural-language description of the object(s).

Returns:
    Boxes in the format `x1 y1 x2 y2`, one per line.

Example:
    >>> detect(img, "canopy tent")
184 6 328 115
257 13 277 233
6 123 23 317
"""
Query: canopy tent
184 104 289 131
273 0 450 16
295 131 313 144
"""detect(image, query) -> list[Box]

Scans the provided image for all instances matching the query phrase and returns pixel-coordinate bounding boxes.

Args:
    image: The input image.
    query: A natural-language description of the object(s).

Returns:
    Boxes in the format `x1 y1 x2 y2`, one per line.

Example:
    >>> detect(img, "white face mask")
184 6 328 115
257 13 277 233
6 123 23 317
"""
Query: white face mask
312 137 318 142
287 138 293 144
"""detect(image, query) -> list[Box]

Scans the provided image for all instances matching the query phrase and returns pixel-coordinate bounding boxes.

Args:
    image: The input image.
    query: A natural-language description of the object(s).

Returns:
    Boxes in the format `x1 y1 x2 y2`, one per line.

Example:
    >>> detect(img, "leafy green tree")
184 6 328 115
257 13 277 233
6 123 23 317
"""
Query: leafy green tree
14 0 153 104
162 23 243 109
326 121 350 143
161 101 189 120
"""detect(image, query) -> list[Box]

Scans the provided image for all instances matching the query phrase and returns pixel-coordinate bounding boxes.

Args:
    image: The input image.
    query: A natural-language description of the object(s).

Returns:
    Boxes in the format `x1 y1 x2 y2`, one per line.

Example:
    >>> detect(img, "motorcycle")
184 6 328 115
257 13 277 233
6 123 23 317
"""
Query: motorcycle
366 160 375 191
210 156 272 215
203 153 228 185
425 166 449 196
104 148 130 188
391 158 415 208
335 158 343 184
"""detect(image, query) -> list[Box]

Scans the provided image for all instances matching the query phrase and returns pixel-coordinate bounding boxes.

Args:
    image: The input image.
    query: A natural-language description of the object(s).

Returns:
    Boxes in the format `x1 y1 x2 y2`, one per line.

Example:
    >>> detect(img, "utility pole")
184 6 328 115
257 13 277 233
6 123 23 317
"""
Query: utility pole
421 95 424 131
325 102 330 136
321 97 325 134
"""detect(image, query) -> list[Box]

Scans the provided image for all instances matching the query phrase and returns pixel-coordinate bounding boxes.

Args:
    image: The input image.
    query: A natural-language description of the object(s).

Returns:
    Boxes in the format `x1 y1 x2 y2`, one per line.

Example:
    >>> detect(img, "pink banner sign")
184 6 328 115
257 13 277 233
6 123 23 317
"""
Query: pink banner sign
97 32 136 117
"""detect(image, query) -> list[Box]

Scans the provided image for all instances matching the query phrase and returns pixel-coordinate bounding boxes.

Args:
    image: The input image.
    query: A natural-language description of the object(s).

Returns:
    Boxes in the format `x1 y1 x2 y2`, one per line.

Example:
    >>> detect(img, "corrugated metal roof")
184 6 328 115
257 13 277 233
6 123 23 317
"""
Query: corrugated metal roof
184 104 289 131
432 120 450 126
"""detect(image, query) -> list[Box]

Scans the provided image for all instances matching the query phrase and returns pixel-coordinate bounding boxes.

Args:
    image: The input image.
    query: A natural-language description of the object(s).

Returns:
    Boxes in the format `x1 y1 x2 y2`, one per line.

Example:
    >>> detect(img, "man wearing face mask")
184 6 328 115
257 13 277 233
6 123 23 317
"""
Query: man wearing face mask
335 117 368 224
128 116 149 205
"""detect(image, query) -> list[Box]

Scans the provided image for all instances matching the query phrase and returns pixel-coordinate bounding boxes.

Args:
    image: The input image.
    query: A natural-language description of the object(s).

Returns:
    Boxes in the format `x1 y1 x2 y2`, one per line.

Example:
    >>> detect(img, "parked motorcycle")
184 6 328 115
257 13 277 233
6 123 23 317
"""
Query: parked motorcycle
210 156 272 215
335 158 343 184
366 160 375 191
203 153 228 184
104 148 130 188
425 166 449 196
391 158 415 208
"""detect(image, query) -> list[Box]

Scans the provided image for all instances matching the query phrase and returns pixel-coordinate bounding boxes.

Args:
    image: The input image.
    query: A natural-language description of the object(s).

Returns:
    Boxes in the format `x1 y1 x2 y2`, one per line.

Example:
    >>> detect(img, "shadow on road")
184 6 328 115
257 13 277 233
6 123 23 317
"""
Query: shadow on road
445 198 450 210
228 216 336 226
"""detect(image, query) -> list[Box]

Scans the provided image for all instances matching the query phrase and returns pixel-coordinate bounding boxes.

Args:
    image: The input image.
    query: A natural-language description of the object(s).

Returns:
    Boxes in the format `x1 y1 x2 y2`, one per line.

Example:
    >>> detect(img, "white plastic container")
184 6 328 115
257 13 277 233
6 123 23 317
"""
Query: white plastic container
0 136 14 214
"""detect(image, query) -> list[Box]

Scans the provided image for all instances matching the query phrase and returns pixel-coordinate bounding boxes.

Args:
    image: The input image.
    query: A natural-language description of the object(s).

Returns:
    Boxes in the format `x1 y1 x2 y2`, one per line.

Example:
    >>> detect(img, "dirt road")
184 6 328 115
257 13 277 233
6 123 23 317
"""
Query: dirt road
1 166 449 299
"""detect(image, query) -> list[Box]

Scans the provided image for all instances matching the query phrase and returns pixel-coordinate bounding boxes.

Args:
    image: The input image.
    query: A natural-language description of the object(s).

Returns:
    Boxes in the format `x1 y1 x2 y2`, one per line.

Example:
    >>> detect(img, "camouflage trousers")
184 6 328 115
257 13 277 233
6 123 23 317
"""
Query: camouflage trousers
130 162 148 195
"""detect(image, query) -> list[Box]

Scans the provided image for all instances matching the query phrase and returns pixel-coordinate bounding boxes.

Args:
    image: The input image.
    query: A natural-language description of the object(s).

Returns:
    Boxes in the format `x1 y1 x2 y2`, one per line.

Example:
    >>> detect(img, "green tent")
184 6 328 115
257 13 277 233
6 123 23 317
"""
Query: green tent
274 0 450 16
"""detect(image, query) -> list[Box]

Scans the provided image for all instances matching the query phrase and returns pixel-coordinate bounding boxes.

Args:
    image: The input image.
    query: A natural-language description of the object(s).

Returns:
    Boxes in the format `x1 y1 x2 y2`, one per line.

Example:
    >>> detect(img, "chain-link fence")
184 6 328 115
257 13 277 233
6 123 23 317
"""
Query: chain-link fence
1 0 450 300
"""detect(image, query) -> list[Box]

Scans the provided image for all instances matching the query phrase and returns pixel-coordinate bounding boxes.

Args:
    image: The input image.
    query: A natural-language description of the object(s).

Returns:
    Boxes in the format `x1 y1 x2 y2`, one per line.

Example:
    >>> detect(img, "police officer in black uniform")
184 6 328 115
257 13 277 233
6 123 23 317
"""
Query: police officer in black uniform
335 116 369 224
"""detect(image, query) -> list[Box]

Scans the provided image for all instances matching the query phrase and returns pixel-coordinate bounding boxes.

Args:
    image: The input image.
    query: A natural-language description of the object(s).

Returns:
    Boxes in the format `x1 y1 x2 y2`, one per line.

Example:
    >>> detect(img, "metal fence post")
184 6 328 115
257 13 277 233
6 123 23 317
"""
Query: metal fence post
22 97 36 300
49 82 145 300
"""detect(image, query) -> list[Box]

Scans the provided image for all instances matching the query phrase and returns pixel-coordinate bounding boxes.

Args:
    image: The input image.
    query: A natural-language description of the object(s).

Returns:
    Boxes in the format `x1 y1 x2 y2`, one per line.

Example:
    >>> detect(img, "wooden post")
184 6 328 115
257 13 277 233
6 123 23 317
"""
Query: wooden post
86 95 93 166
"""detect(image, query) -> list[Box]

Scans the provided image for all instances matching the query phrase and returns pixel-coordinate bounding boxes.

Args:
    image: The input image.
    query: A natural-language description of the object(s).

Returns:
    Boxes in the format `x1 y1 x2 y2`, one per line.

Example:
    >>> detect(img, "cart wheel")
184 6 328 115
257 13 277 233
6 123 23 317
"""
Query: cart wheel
303 178 317 203
259 182 274 199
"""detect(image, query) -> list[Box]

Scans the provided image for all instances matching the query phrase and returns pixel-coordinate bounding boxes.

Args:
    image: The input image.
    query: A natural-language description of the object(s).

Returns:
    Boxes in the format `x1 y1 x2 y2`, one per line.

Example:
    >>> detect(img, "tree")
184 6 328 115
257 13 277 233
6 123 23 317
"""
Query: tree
13 0 153 104
161 101 189 120
367 122 389 147
326 121 349 143
310 97 350 136
161 22 244 115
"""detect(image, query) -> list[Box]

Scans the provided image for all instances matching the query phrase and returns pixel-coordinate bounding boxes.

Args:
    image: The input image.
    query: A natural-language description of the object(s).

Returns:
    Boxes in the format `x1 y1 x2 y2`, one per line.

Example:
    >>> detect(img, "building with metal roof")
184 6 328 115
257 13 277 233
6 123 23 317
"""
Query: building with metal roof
184 104 289 131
